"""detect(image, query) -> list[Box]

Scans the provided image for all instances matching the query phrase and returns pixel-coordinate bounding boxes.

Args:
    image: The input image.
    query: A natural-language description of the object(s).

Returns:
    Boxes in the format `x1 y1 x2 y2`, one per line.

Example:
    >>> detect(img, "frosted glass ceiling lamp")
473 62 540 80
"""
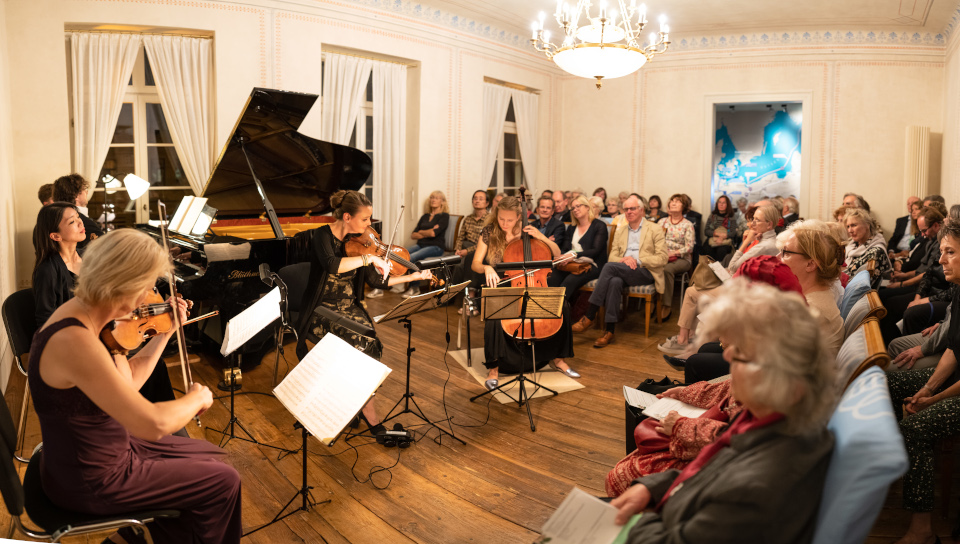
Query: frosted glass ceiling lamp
123 173 151 200
531 0 671 89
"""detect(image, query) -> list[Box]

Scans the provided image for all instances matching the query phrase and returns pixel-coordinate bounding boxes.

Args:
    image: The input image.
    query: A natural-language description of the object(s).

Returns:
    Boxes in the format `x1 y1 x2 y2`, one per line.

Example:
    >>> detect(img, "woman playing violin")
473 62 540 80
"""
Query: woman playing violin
297 190 433 435
472 196 578 391
29 229 241 544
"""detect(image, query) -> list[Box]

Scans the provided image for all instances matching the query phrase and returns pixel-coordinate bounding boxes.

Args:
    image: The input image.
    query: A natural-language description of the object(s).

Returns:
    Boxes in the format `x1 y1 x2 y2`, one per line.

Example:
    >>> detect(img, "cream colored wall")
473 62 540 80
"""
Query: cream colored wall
942 39 960 207
0 0 18 391
562 49 946 236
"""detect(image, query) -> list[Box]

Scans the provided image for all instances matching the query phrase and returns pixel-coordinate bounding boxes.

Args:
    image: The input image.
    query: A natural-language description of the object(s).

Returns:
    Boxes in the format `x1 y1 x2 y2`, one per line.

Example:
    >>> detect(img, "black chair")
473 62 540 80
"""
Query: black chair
0 390 180 542
277 262 310 327
2 288 36 462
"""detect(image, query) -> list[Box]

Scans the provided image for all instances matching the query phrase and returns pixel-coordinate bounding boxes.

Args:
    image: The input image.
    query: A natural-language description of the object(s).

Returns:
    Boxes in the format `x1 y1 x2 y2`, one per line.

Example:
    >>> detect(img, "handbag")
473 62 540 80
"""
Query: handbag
690 255 722 291
634 418 670 455
558 261 592 275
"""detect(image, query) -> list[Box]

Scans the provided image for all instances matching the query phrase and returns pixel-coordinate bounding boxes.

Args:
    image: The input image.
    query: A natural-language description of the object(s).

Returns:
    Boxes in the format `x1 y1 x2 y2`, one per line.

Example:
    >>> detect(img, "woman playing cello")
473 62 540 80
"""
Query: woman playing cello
472 195 578 391
297 190 433 435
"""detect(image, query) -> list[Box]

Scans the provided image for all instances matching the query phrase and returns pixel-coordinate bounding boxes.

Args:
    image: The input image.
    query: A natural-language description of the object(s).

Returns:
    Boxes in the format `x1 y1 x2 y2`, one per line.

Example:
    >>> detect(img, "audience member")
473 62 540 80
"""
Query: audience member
395 190 449 297
888 304 952 374
656 195 695 321
702 194 742 263
923 194 946 206
645 195 667 222
618 191 630 205
887 218 960 544
530 195 566 247
889 196 922 255
588 195 605 219
549 195 609 305
571 195 667 348
38 183 54 205
843 207 891 289
552 190 572 223
53 173 103 252
735 197 749 218
593 187 608 203
454 190 489 257
612 279 835 543
679 194 703 253
842 192 871 211
781 196 800 227
605 197 621 221
570 188 585 201
491 192 506 210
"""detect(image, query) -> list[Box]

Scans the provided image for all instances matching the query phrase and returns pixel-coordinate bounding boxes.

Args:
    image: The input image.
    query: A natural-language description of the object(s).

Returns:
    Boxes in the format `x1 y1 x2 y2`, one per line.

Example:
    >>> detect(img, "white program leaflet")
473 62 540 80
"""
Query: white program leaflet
622 386 660 410
220 287 281 356
707 261 732 283
539 487 640 544
642 397 708 421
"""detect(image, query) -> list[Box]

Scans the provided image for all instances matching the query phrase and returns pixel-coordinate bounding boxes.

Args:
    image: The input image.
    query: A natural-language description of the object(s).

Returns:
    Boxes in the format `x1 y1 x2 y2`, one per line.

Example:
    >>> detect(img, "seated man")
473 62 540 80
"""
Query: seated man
38 183 54 205
571 195 667 347
530 195 566 248
553 190 572 223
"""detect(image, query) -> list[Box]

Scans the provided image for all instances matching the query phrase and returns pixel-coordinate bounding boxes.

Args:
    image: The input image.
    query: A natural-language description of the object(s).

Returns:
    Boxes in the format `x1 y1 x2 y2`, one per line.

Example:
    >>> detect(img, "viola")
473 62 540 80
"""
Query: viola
99 290 218 354
344 227 444 288
499 188 563 340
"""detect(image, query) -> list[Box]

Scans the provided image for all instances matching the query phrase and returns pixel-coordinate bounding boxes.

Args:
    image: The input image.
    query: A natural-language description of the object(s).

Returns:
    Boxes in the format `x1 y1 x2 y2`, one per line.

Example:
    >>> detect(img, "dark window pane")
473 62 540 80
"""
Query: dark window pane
87 187 135 231
112 103 134 144
365 115 373 150
144 52 155 86
365 186 373 202
128 74 133 86
504 161 516 187
489 163 497 188
148 188 197 221
98 146 135 179
146 103 174 144
504 133 517 160
506 99 515 122
366 77 373 102
147 146 187 186
349 125 357 148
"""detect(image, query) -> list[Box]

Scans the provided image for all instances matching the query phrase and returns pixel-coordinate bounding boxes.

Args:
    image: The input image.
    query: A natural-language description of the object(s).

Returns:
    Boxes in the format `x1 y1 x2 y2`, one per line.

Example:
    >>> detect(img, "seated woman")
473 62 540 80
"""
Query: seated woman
548 195 608 306
29 229 241 544
297 190 433 434
473 196 578 388
645 195 667 223
612 279 836 542
701 194 743 264
396 190 449 297
656 194 695 321
887 219 960 544
843 207 892 289
605 197 621 223
658 204 781 356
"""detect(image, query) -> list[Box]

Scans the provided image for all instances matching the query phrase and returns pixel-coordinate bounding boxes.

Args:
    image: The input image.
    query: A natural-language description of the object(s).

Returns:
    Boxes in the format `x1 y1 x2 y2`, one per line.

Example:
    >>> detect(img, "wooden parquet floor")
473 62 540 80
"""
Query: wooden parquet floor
2 291 958 542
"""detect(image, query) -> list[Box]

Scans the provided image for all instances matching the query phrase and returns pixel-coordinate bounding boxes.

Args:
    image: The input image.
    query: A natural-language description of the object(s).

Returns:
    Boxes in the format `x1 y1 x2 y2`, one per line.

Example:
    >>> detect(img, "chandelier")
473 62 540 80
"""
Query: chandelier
530 0 671 89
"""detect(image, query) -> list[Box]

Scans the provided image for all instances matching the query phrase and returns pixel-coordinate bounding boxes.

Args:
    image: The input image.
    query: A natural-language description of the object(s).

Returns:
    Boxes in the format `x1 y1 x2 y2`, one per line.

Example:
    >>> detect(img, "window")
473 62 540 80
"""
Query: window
322 60 375 203
95 45 191 229
488 99 525 199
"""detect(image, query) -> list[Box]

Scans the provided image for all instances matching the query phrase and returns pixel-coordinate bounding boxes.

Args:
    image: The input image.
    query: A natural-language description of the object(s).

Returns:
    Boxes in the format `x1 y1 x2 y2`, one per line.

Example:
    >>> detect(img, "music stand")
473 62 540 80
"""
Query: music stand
469 284 565 432
375 283 469 445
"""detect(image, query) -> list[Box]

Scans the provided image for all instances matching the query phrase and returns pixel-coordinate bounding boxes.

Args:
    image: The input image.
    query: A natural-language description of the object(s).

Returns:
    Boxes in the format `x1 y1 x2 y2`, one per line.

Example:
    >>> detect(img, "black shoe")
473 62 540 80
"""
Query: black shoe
369 423 386 437
349 416 360 429
663 354 686 370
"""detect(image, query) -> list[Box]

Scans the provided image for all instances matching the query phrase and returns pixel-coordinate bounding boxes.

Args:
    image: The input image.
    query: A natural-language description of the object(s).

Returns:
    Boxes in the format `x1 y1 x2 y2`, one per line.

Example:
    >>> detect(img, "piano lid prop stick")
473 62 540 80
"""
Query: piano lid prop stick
381 205 405 281
157 201 202 427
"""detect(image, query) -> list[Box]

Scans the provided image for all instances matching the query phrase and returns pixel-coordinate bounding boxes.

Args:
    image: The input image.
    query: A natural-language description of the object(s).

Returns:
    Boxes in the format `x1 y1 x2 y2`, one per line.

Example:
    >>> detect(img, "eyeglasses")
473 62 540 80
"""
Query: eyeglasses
622 206 641 212
779 248 806 259
571 204 586 210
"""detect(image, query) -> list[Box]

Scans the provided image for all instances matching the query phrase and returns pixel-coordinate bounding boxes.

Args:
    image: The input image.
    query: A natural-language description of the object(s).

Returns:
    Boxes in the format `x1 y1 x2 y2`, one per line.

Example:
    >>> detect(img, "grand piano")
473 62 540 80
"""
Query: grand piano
139 88 371 352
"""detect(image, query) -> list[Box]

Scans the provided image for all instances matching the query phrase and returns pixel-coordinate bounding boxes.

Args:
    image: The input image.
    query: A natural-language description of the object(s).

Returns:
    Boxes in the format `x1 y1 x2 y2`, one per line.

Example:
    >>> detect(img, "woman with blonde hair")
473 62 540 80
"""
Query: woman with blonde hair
844 207 891 288
29 229 242 543
395 190 450 296
549 195 608 312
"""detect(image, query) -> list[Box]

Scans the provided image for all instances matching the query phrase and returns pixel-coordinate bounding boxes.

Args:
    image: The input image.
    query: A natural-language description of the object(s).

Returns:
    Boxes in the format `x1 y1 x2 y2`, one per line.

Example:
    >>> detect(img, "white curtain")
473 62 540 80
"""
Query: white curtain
481 83 512 189
321 53 373 144
371 61 407 241
69 32 142 183
510 89 539 197
143 35 216 196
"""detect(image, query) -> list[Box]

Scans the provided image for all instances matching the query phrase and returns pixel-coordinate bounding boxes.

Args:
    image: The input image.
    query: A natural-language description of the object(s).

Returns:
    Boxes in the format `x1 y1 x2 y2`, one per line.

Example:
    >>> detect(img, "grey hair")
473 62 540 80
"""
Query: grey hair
695 278 836 435
783 196 799 214
843 207 878 238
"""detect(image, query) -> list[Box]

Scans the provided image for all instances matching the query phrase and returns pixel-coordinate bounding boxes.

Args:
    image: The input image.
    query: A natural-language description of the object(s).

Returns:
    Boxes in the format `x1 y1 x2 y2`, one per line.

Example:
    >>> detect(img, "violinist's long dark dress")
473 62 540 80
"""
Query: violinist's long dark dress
480 227 574 374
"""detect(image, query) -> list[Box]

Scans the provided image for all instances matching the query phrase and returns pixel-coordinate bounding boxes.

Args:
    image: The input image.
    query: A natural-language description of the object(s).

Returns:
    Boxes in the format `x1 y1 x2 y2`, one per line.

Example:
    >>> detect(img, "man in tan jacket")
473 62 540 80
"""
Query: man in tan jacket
572 194 668 347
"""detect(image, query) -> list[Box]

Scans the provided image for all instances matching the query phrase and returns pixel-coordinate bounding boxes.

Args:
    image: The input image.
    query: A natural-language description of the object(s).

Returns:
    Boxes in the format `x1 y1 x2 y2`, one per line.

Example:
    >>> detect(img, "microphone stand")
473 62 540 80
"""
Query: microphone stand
269 271 298 386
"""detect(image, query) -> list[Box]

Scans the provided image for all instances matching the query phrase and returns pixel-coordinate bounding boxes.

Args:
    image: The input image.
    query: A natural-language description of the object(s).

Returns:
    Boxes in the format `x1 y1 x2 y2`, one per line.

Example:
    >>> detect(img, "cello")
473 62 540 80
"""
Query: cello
499 187 563 340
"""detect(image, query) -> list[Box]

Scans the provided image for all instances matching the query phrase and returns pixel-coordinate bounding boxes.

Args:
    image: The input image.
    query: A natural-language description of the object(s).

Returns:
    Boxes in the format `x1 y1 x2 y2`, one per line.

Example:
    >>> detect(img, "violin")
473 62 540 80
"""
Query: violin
500 188 563 340
99 290 218 354
344 227 444 288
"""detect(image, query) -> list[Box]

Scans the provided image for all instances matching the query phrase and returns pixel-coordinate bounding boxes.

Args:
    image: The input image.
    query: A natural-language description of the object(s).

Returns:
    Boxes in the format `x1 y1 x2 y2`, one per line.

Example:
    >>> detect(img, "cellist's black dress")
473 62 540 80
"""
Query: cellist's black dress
480 227 575 374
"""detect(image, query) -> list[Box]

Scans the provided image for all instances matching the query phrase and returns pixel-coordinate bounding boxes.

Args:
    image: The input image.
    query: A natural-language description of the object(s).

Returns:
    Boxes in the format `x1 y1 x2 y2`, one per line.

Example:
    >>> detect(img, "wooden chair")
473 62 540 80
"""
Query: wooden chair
842 290 887 340
836 316 889 391
444 214 465 254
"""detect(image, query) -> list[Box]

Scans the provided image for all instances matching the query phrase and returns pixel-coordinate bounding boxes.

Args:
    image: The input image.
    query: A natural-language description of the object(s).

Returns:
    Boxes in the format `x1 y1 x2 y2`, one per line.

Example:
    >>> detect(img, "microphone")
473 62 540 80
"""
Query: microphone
259 263 274 287
415 255 462 268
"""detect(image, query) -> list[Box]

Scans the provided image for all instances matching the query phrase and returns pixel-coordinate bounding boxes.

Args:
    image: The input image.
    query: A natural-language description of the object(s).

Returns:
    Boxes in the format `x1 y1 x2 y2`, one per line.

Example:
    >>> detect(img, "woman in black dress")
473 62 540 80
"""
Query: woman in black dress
472 196 578 390
298 190 433 433
32 202 85 327
549 194 608 306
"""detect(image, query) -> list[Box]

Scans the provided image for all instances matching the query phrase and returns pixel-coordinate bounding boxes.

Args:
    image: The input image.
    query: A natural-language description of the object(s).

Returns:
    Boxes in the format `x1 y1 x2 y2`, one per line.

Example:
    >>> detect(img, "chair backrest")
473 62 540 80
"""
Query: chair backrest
836 317 889 390
277 262 311 315
811 366 908 544
2 289 37 375
865 290 886 320
840 269 871 319
0 383 25 518
445 214 464 252
607 224 617 255
844 290 887 340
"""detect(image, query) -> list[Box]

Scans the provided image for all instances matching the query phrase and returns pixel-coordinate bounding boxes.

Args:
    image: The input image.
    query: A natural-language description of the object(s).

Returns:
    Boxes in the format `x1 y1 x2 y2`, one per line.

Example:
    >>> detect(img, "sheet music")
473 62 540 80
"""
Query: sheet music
539 487 640 544
168 196 193 233
177 197 209 235
273 333 391 446
642 397 708 421
220 287 281 356
623 386 660 409
204 243 252 262
708 261 732 283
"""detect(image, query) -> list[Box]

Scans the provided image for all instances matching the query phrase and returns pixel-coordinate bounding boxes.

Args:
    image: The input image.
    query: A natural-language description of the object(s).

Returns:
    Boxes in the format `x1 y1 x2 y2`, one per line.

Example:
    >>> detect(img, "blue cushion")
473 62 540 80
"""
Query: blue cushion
812 366 908 544
840 269 871 319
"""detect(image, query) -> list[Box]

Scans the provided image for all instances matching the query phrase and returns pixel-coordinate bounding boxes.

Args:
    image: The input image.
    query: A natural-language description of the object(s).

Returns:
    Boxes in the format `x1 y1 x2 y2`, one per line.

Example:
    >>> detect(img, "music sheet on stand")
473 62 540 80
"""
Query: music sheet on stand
273 333 391 446
220 287 281 356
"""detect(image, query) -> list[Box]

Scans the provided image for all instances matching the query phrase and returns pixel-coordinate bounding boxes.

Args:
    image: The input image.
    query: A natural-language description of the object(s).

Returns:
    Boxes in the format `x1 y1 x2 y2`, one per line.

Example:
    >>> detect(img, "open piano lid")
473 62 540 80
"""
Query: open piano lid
200 87 371 217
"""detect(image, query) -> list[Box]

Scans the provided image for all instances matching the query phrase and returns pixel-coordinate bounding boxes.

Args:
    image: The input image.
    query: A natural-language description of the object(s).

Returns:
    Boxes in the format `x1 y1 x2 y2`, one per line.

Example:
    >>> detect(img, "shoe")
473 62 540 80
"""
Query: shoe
550 361 581 378
594 332 615 348
401 287 419 298
571 316 593 333
662 354 686 370
368 423 386 437
658 309 672 321
367 289 384 298
658 335 689 356
484 378 499 391
391 284 406 294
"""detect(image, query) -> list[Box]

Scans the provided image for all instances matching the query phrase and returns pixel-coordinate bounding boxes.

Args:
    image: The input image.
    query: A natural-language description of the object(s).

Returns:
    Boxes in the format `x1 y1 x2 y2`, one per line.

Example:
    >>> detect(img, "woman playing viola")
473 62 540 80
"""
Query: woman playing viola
297 190 433 435
472 196 578 391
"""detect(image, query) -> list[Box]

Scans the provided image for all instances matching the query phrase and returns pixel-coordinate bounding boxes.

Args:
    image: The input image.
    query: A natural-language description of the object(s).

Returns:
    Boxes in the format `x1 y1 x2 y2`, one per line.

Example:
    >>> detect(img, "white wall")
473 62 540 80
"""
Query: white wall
942 36 960 207
0 0 18 391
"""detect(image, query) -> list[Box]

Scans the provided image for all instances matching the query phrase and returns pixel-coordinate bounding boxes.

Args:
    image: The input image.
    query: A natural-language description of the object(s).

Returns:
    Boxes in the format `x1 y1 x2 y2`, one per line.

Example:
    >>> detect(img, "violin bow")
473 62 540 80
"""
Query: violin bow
381 205 406 280
157 201 200 426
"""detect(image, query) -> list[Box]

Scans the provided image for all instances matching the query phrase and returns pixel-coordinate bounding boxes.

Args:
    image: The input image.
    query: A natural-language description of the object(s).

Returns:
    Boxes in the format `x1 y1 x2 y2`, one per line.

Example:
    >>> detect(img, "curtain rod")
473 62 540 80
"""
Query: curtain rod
322 51 415 67
65 30 212 39
483 77 540 94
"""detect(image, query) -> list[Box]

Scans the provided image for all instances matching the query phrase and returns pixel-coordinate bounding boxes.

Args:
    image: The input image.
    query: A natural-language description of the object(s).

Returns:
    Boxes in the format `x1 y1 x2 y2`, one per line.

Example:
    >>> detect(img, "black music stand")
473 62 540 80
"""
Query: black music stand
468 281 565 432
375 282 469 446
